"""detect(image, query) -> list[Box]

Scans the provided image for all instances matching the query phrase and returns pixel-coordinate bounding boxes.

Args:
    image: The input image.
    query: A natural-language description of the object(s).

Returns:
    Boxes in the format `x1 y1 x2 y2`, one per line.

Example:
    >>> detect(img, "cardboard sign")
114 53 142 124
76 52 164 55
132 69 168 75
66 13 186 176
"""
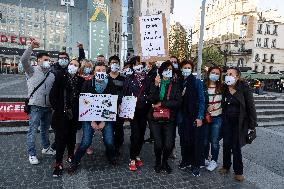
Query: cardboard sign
139 14 168 62
0 102 28 121
79 93 118 121
119 96 137 119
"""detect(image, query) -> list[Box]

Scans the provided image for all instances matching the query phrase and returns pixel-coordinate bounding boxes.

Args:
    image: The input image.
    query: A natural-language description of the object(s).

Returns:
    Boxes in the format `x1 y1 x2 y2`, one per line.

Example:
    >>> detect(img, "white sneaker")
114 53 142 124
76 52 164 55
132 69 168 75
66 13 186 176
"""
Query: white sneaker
206 160 218 171
42 146 56 155
29 156 39 165
201 159 210 168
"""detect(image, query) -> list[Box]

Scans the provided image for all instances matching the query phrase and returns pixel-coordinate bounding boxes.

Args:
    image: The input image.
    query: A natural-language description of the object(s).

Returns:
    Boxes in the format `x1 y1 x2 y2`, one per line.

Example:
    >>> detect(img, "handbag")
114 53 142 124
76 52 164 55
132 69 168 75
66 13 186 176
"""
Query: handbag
24 72 50 114
152 82 172 121
246 129 256 144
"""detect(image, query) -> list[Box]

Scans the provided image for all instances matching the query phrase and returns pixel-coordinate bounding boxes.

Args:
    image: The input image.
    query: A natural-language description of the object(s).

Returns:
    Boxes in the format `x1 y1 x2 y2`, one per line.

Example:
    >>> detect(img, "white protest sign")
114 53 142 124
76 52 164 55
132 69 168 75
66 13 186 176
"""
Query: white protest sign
79 93 118 121
119 96 137 119
139 14 166 58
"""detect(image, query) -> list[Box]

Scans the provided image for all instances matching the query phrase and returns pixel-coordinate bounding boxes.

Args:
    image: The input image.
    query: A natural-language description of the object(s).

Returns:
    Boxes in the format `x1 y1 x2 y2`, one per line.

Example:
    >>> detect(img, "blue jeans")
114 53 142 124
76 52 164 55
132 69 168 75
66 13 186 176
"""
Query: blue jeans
27 106 52 156
73 121 115 164
204 116 222 162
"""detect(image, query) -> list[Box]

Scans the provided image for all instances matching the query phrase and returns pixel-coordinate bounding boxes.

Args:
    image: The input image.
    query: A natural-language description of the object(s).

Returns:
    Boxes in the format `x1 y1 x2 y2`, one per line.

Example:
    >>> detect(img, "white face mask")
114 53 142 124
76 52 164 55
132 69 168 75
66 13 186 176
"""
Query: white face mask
173 63 179 69
162 69 172 78
225 76 236 86
95 72 108 81
133 65 144 73
41 61 50 69
68 65 78 75
182 68 192 77
122 68 133 76
111 63 120 72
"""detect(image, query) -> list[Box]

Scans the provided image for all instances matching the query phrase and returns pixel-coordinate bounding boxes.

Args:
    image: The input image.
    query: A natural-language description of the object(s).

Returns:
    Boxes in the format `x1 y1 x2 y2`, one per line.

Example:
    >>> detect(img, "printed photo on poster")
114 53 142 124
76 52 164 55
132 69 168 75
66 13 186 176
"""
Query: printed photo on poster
119 96 137 119
79 93 118 121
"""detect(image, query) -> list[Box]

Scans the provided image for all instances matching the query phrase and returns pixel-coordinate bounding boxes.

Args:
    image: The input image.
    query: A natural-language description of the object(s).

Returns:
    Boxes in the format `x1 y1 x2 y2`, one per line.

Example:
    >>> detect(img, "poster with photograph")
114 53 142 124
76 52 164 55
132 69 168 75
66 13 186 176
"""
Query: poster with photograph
79 93 118 121
119 96 137 119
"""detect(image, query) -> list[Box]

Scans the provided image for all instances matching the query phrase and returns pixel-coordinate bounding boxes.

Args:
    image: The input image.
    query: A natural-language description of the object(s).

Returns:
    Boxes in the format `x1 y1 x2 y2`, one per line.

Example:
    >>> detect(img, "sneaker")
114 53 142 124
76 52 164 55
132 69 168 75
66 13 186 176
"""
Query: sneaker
66 156 72 164
29 156 39 165
86 147 94 155
206 160 218 171
154 164 162 173
218 167 230 175
192 167 200 177
179 161 190 170
53 164 63 178
234 174 245 182
42 147 56 155
162 161 172 174
68 163 79 174
144 138 154 143
135 157 143 167
129 160 137 171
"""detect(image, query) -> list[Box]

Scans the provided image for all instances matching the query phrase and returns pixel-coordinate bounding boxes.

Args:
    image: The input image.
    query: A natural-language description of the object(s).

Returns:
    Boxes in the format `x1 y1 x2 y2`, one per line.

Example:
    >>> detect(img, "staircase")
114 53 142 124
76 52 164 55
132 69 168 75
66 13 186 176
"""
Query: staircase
255 95 284 127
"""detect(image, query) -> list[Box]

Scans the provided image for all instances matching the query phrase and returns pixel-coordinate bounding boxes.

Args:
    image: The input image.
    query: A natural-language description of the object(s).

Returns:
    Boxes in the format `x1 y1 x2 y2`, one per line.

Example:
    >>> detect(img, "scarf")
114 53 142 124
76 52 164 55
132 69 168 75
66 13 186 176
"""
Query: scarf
92 78 108 93
159 79 171 101
134 72 146 87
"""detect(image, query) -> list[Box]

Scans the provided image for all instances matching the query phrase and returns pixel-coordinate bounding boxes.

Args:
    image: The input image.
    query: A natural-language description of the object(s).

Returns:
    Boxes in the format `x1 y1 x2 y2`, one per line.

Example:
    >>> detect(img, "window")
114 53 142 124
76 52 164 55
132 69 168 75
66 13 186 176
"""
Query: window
271 54 275 63
241 15 247 25
271 39 276 48
265 24 271 34
262 66 266 73
263 54 267 62
254 65 258 72
255 53 260 62
240 29 246 38
269 66 273 73
256 38 261 47
273 25 278 35
257 24 262 34
264 38 269 48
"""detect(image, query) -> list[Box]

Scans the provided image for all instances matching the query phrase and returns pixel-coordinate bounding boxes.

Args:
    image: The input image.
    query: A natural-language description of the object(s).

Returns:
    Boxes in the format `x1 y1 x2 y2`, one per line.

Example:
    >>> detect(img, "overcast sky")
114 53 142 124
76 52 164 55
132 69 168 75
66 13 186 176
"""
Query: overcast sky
171 0 284 29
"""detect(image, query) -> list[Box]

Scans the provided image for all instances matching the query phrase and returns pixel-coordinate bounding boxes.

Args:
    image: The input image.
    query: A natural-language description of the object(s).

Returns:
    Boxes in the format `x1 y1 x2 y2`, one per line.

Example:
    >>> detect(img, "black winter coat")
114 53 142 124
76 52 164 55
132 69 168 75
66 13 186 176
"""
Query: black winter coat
222 80 257 147
148 81 182 122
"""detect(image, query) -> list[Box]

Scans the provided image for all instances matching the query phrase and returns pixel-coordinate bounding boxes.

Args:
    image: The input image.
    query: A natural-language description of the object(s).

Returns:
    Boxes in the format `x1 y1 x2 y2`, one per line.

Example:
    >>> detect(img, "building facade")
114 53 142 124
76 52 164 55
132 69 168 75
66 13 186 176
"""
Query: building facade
192 0 284 73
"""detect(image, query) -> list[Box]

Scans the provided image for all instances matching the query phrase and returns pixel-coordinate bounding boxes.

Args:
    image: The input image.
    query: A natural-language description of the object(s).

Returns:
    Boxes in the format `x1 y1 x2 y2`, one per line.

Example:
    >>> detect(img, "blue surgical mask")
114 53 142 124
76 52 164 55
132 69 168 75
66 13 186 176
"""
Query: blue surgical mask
68 65 78 75
41 61 50 69
225 76 236 86
209 74 220 82
58 59 69 68
182 68 192 77
111 63 120 72
173 63 179 69
162 69 172 78
83 67 92 75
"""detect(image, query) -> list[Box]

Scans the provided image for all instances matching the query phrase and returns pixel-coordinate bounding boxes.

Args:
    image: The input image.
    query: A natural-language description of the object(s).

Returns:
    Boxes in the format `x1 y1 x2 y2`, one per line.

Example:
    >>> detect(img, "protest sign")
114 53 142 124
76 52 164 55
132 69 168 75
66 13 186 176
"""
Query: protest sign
119 96 137 119
79 93 118 121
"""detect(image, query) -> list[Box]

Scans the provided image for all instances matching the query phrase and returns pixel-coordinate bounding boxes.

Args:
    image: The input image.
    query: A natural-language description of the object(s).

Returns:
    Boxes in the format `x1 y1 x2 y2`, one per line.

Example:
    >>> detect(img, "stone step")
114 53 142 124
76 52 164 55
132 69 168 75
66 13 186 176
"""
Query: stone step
255 104 284 109
258 121 284 127
256 109 284 115
253 95 277 100
254 99 284 105
257 114 284 122
0 120 28 127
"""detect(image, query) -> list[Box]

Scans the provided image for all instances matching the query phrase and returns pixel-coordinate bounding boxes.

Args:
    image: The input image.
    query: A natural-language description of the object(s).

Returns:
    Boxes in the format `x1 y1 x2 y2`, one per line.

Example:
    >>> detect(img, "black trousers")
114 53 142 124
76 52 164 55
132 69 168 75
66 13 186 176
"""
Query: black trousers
113 116 124 149
130 107 148 160
53 113 77 164
150 121 175 164
223 116 243 175
179 117 204 168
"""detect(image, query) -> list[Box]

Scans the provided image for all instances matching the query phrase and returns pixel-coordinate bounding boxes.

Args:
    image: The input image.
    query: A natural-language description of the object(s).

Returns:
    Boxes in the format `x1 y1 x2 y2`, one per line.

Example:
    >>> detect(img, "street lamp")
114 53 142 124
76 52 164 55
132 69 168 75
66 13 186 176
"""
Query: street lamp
197 0 206 79
121 32 128 67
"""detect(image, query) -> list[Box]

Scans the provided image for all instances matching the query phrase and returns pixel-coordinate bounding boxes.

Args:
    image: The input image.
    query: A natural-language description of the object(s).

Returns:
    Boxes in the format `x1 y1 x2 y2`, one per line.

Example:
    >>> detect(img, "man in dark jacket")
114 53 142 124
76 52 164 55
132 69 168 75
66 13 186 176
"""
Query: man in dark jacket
69 62 118 174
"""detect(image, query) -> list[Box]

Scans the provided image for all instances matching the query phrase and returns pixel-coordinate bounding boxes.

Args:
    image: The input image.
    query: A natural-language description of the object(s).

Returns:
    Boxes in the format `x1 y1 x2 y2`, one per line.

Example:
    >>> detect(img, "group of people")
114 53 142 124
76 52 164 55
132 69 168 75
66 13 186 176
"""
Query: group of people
20 40 257 182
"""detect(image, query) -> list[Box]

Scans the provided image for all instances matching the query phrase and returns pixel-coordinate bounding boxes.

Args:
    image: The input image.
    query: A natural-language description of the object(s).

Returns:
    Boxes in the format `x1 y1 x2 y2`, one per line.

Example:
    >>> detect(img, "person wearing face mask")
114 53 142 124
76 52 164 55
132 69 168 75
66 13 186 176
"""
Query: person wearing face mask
170 56 182 81
69 62 118 174
178 60 205 177
75 59 95 155
122 56 151 171
121 62 134 77
108 55 125 156
51 52 70 77
49 59 84 177
148 61 181 174
20 40 56 165
203 66 223 172
218 67 257 182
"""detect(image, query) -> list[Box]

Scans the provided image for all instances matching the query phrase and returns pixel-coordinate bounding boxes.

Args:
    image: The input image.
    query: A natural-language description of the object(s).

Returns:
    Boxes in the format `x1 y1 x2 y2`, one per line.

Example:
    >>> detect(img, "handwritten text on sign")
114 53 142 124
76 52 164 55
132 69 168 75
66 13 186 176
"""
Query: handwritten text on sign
139 14 166 57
